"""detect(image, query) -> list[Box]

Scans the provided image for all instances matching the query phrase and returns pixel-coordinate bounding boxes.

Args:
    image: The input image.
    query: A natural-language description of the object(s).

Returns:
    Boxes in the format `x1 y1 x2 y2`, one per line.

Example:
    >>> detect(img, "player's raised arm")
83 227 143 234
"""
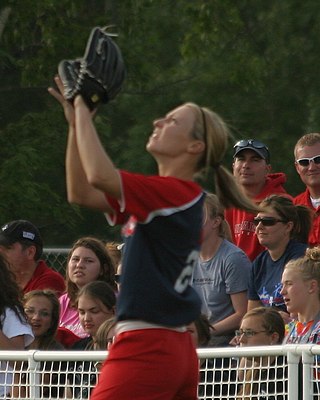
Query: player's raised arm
48 77 113 213
73 95 122 201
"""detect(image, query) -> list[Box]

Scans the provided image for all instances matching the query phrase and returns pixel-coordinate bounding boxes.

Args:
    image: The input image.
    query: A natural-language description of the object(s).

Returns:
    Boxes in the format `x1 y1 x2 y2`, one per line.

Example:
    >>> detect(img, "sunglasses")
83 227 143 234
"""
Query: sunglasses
115 274 121 283
253 217 287 226
233 139 268 151
235 329 268 338
295 154 320 167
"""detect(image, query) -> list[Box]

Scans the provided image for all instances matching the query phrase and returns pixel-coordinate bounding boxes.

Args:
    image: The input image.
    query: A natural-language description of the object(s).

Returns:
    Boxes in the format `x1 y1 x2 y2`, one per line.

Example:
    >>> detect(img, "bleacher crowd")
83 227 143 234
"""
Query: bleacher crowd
2 94 320 399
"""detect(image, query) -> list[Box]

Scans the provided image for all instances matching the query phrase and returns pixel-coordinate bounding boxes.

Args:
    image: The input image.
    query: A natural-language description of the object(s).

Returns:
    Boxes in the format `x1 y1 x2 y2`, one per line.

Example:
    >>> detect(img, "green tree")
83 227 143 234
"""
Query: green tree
1 0 320 244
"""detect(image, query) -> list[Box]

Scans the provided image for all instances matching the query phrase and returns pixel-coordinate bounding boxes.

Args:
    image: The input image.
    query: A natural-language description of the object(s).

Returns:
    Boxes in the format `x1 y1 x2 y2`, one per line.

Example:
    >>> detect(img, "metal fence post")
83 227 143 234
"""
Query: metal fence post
302 347 314 400
28 350 40 400
286 346 301 400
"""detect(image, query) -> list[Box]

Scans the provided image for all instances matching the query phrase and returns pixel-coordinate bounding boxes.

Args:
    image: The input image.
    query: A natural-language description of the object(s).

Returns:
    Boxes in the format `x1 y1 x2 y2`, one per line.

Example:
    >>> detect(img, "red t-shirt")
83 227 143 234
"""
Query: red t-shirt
294 188 320 247
23 259 65 296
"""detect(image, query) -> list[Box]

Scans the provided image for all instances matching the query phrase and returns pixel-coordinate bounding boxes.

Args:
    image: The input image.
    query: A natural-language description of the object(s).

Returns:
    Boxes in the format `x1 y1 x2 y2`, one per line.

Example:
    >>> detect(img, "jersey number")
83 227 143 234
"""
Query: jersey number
174 250 199 293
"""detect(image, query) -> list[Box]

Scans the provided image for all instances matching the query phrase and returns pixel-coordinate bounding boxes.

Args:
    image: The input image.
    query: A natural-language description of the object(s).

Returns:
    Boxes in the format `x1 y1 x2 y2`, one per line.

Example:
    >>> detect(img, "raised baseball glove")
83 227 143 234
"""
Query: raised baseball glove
58 27 126 110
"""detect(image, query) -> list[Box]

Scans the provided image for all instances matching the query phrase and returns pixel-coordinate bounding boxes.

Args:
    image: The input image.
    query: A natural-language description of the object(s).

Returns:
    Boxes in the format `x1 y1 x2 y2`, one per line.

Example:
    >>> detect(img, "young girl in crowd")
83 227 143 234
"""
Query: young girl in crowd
24 290 64 350
67 281 116 399
187 313 212 348
281 247 320 398
281 247 320 344
13 290 65 398
72 281 116 350
50 72 258 399
0 253 34 398
248 195 312 317
94 316 117 351
235 307 286 399
58 237 116 342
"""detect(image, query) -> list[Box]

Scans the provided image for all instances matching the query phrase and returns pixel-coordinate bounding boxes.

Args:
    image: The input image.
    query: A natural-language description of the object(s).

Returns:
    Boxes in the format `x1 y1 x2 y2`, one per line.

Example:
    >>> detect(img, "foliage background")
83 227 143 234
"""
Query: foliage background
1 0 320 246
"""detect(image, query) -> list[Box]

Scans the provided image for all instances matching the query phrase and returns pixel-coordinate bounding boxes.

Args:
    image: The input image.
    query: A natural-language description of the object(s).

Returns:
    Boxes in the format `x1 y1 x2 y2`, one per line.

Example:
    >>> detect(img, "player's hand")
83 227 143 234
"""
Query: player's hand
48 75 75 126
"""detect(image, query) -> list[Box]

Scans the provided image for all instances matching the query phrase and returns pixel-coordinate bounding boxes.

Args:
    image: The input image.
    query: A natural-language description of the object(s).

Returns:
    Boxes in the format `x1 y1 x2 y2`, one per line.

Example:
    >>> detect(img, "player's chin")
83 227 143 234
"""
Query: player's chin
146 141 158 154
146 141 152 152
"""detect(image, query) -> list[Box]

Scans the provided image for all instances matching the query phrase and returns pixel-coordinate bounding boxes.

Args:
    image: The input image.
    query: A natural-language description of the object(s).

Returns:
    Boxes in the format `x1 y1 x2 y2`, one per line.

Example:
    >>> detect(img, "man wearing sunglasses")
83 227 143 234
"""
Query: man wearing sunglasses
294 132 320 246
225 139 289 261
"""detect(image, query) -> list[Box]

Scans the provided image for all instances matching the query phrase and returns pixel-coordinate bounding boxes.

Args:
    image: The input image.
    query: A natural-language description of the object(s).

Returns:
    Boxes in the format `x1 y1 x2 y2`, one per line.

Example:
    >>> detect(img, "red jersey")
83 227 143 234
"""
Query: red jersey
225 173 289 261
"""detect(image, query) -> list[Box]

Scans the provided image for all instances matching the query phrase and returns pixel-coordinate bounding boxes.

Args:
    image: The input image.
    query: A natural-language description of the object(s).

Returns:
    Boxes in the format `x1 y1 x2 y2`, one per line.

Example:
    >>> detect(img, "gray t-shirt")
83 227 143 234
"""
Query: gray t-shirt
192 239 251 324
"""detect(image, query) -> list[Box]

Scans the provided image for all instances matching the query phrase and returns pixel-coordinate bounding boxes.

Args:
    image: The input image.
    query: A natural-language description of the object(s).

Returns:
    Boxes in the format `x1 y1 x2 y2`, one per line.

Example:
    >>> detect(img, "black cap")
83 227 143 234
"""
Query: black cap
0 220 43 249
233 139 270 163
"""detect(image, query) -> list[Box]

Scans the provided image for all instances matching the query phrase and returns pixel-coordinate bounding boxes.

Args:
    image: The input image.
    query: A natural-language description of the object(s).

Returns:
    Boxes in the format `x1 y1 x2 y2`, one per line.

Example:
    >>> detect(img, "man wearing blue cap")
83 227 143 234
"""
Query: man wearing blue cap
225 139 290 261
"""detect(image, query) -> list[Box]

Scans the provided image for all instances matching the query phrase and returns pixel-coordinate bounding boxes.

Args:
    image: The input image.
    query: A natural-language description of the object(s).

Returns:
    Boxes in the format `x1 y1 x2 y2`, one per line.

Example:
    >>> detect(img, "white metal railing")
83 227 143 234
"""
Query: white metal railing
1 345 320 399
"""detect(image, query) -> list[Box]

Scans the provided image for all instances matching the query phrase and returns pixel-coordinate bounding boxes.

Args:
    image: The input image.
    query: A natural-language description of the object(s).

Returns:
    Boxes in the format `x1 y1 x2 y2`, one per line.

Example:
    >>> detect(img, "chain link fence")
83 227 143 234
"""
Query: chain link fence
43 248 70 276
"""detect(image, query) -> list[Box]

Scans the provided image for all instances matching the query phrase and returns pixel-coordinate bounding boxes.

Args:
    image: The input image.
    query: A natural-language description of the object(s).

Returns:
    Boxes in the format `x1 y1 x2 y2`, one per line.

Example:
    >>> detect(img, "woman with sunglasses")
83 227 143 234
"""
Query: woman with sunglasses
49 75 258 400
235 307 286 399
248 195 312 317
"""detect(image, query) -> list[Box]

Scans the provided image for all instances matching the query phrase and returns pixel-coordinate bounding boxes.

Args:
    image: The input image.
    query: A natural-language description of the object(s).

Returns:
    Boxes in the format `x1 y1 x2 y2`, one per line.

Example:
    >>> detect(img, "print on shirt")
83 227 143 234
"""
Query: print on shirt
259 282 285 310
234 220 256 236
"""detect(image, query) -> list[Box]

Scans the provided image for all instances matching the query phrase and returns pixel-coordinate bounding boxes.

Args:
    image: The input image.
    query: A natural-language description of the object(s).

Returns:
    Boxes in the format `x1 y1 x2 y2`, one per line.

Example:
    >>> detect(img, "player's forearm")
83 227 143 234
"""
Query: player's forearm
74 97 121 199
66 125 91 203
66 124 112 211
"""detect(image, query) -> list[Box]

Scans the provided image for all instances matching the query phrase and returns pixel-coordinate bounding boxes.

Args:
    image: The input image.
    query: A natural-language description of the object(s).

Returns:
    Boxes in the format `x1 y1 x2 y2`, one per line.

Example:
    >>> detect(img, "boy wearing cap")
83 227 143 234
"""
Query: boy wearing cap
0 220 65 296
225 139 289 261
294 132 320 246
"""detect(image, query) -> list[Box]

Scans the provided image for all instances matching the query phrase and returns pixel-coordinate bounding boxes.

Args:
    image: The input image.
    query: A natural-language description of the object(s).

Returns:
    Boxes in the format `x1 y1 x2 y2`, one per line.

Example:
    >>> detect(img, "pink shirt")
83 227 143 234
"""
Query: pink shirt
59 293 88 338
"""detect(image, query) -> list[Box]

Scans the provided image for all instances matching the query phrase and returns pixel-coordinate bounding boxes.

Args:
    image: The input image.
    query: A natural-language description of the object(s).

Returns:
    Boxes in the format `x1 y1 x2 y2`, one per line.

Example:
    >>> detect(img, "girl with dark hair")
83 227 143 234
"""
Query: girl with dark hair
72 281 116 350
58 237 116 341
67 281 116 399
187 313 213 348
248 195 312 317
0 253 34 397
13 290 65 398
24 290 63 350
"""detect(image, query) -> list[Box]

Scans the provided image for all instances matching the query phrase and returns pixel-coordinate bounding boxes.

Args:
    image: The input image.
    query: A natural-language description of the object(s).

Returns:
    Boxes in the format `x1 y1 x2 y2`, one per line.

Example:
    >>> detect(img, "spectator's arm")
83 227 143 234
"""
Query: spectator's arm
212 291 248 335
247 299 263 311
